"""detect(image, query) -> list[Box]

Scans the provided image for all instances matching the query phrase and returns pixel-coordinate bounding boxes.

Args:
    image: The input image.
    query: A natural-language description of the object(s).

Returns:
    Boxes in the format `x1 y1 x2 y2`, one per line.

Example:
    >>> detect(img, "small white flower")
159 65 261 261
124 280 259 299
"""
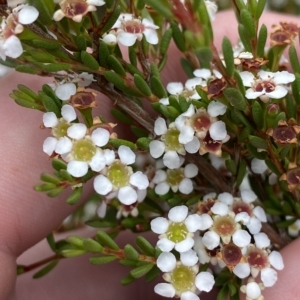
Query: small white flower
55 82 77 101
151 206 201 252
0 4 39 60
94 146 149 205
153 163 198 195
111 14 159 47
240 70 295 102
204 0 218 21
53 0 105 23
149 118 186 169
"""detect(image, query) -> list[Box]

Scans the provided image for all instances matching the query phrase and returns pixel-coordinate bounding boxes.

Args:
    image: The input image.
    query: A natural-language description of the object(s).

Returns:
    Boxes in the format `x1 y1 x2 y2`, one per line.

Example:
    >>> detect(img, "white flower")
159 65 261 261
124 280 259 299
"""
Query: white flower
155 252 214 300
55 82 77 101
240 279 264 300
94 146 149 205
286 216 300 237
153 163 198 195
0 4 39 60
42 104 77 156
240 70 295 102
53 0 105 23
151 206 201 252
205 1 218 21
111 14 159 47
149 118 186 169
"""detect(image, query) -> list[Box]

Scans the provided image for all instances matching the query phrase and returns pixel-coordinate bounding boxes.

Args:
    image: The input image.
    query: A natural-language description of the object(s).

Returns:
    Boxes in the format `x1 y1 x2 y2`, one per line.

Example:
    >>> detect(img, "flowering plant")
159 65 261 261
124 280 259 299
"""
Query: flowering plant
2 0 300 299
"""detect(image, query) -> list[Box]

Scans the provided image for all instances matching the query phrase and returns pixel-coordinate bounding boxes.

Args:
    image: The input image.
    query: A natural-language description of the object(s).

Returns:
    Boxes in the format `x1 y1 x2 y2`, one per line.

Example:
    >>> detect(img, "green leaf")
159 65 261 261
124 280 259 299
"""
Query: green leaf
121 274 136 285
81 51 99 70
109 138 136 150
61 249 86 257
289 45 300 74
228 281 237 296
170 22 186 52
46 233 56 252
28 50 56 63
257 24 267 58
39 92 61 117
40 173 61 185
225 159 237 175
136 137 151 150
222 37 234 77
108 55 126 76
89 256 117 265
150 76 167 98
124 244 140 260
252 100 264 129
33 260 59 279
135 236 155 256
240 9 256 39
236 160 247 187
238 24 252 52
101 6 121 34
111 108 133 124
144 0 173 19
39 63 72 72
249 135 268 149
66 187 83 205
180 58 194 78
47 187 64 197
276 218 296 228
16 64 40 75
99 41 110 68
195 47 213 69
104 71 143 97
66 236 84 247
224 88 247 111
59 169 74 182
130 263 154 279
160 28 173 55
217 284 229 300
73 34 87 51
131 126 148 138
134 74 152 96
234 70 246 95
145 265 161 282
128 47 137 67
85 219 117 228
96 231 119 250
255 0 267 20
32 39 60 50
83 238 103 253
52 159 67 171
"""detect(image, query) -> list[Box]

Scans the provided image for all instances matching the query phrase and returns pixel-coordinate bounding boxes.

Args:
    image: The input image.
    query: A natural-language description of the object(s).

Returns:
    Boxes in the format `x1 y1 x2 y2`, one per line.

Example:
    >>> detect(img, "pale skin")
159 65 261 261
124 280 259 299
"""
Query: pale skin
1 10 300 300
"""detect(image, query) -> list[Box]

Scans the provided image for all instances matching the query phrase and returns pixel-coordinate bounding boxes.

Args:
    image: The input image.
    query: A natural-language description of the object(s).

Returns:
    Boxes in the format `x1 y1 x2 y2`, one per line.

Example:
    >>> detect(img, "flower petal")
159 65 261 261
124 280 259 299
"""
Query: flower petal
94 175 113 195
154 283 176 298
118 145 135 165
91 128 110 147
168 205 188 222
157 252 176 272
195 271 215 292
118 186 137 205
151 217 169 234
67 160 88 177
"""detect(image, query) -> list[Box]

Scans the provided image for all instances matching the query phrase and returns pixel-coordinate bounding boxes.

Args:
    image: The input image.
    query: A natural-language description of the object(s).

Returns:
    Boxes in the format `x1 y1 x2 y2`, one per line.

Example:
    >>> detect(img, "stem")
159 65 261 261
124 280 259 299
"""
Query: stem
19 254 63 274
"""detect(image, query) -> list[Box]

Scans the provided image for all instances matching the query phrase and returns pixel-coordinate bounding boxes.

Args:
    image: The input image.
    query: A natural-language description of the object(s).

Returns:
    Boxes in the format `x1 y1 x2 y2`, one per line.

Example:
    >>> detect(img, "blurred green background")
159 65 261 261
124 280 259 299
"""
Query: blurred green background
218 0 300 14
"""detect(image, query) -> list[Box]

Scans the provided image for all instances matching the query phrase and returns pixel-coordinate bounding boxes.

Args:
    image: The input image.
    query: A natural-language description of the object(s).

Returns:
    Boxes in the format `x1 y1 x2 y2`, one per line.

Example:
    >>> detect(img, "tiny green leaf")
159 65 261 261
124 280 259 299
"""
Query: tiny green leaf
66 186 83 205
252 100 264 129
289 45 300 74
81 51 99 70
33 260 59 279
249 135 268 149
170 22 186 52
89 255 117 265
144 0 173 19
136 137 151 150
134 74 152 96
240 9 256 39
150 76 167 98
108 55 126 76
224 88 247 111
257 24 267 58
124 244 140 260
160 28 173 55
61 249 86 257
99 41 110 68
222 37 234 77
130 263 154 279
135 236 155 256
109 139 136 150
96 231 119 250
236 160 247 187
83 238 103 253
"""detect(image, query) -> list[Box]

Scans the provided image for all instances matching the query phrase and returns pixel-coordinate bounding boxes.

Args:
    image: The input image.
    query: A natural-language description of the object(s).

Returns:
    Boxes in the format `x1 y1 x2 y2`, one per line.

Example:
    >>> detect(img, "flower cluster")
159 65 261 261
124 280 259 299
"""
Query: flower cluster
151 191 284 299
